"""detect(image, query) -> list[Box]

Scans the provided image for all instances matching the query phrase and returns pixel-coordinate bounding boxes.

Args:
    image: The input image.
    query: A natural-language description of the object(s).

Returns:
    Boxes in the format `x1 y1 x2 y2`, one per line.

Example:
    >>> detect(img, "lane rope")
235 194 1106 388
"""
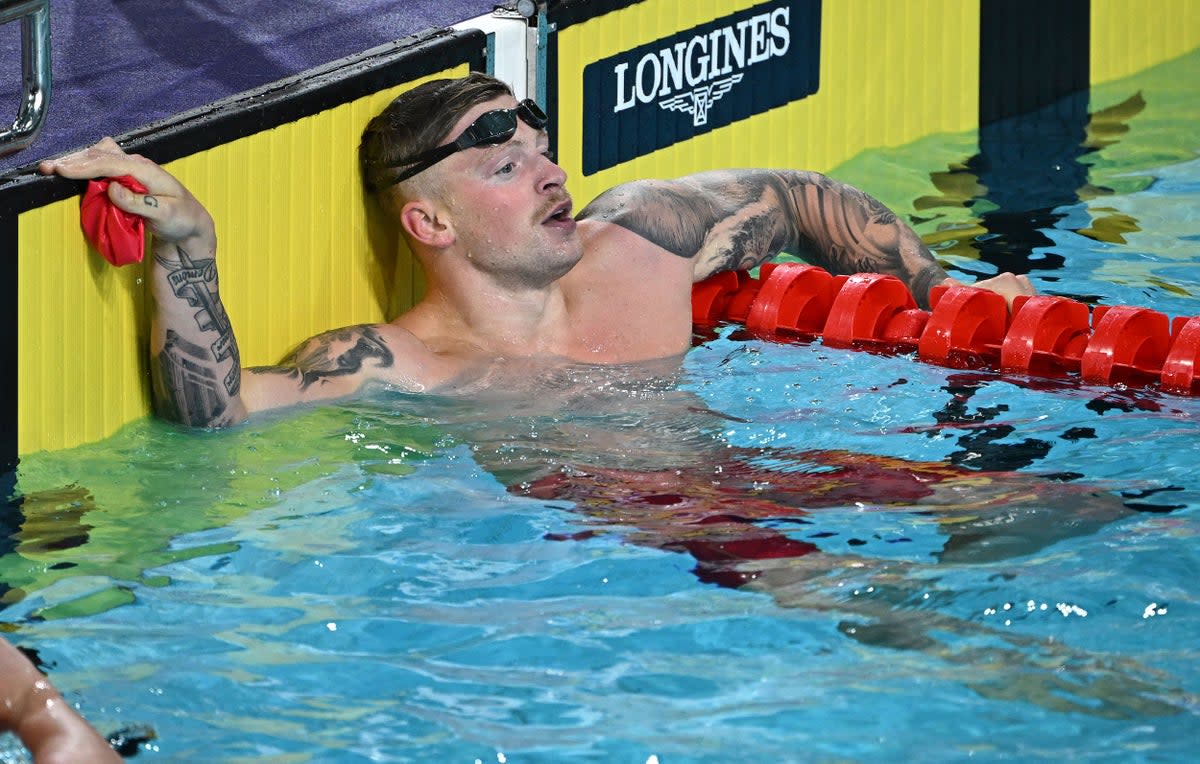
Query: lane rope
693 263 1200 395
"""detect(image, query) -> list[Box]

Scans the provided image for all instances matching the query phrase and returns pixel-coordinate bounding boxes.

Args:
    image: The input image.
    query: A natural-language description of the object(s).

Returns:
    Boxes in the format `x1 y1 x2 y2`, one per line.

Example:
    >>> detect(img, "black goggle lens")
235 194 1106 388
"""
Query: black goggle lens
517 100 548 130
387 99 549 183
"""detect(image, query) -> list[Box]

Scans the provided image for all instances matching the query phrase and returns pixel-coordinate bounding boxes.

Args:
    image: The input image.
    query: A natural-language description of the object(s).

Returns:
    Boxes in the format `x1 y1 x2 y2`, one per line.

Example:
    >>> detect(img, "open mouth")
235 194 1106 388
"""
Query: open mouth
543 200 574 225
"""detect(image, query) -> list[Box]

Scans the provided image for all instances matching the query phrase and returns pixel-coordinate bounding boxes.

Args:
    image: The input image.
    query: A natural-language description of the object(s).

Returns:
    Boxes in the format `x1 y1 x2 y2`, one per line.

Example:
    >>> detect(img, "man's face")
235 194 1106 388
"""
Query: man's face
431 96 582 286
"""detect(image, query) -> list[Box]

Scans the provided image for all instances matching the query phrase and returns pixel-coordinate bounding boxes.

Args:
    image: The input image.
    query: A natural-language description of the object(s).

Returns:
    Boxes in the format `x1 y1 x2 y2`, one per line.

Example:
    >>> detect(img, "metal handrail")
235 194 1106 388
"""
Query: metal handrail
0 0 51 157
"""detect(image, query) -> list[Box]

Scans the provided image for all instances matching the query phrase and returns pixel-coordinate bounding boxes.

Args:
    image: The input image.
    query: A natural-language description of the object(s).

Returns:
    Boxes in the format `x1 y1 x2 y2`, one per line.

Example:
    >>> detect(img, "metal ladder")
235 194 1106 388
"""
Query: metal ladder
0 0 50 157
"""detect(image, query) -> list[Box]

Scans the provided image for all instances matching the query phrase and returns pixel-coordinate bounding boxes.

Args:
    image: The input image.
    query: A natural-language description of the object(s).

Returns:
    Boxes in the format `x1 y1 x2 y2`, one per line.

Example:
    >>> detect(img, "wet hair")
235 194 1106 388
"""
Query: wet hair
359 72 514 195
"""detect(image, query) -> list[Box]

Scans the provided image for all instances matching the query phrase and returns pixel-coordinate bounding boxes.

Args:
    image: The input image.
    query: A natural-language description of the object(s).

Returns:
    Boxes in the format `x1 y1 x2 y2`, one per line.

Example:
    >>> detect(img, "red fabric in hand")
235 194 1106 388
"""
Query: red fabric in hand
80 175 148 266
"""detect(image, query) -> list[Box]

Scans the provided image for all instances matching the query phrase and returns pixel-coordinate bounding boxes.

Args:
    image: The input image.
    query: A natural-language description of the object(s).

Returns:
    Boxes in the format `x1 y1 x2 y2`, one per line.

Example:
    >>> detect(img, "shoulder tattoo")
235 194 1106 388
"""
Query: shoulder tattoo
250 325 395 390
578 172 790 270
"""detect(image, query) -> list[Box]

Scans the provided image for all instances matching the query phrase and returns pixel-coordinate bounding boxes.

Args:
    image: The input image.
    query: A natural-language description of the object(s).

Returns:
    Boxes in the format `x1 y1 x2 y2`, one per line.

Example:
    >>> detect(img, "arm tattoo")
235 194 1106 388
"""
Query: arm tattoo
578 172 799 272
581 170 948 306
248 325 394 391
579 181 726 260
154 329 228 425
155 246 240 395
780 173 948 305
150 245 242 427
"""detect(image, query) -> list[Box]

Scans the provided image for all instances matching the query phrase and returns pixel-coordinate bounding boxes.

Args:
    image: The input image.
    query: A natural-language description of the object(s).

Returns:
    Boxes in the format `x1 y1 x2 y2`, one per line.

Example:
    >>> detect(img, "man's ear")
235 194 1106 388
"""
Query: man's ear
399 200 455 248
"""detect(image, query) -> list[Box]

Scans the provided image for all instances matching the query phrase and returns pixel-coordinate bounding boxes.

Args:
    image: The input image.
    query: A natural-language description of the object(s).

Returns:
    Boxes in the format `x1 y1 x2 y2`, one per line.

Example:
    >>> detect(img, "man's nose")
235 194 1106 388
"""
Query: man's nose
537 152 567 192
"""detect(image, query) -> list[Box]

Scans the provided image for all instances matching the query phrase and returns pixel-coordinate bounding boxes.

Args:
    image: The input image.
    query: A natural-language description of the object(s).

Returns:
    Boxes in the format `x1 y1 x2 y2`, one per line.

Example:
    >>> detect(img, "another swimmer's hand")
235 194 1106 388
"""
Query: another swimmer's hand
941 272 1036 309
0 637 122 764
38 137 214 246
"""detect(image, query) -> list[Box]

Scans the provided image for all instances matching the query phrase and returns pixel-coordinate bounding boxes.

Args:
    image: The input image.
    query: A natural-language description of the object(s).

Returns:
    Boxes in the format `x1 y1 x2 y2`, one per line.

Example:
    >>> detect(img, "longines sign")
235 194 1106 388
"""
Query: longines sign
581 0 821 175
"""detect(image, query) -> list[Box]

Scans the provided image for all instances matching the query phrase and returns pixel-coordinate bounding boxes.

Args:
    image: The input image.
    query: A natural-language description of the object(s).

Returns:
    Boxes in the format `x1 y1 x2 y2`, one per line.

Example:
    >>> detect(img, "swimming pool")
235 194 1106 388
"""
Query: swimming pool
3 53 1199 763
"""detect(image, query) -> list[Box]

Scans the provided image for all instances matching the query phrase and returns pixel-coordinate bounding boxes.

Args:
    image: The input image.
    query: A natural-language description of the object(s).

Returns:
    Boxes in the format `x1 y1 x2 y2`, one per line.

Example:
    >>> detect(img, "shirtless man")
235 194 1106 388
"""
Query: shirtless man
40 72 1033 427
36 76 1163 721
0 635 121 763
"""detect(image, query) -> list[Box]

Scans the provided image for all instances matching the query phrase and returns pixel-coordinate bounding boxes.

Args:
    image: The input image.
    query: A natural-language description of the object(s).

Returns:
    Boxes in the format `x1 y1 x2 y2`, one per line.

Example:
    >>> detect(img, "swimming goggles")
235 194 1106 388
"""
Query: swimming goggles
388 99 548 183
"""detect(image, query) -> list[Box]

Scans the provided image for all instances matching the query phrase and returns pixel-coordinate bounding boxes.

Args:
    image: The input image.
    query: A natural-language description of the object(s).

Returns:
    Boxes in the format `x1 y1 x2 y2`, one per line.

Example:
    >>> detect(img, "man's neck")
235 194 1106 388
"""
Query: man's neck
399 275 573 358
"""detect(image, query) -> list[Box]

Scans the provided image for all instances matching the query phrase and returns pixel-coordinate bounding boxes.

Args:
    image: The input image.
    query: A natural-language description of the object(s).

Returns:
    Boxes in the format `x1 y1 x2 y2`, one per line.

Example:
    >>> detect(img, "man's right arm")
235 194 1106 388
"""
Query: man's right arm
147 217 248 427
40 139 249 427
39 139 401 426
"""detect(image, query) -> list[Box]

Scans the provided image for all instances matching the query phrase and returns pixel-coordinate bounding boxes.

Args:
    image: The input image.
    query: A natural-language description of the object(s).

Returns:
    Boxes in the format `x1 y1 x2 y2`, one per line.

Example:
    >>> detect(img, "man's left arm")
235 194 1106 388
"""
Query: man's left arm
578 169 1032 309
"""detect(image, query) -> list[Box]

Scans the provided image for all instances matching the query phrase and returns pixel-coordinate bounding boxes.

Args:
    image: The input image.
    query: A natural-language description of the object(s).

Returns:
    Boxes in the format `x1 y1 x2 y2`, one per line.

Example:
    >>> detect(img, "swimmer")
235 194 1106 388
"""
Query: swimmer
0 635 121 763
39 72 1034 427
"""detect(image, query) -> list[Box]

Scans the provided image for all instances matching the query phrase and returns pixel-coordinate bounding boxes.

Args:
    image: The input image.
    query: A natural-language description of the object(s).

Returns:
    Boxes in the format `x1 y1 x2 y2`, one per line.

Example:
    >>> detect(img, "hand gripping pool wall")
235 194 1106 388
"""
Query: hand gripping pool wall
0 31 489 460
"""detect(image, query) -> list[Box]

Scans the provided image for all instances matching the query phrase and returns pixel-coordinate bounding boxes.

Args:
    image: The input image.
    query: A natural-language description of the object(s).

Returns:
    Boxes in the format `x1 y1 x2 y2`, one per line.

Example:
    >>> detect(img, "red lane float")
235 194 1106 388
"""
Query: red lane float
822 273 925 350
1000 295 1090 377
1162 316 1200 394
1080 306 1171 387
692 269 760 324
919 284 1008 368
745 263 837 337
693 266 1200 395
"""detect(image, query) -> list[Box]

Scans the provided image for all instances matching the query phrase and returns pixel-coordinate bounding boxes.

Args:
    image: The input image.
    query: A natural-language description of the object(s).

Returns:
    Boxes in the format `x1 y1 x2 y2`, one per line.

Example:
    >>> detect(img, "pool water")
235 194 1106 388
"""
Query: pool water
3 51 1200 763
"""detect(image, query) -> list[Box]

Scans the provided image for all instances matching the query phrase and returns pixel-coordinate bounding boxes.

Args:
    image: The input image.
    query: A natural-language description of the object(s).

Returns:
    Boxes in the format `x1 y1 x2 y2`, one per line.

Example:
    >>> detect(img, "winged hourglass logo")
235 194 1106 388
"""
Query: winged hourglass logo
659 74 744 127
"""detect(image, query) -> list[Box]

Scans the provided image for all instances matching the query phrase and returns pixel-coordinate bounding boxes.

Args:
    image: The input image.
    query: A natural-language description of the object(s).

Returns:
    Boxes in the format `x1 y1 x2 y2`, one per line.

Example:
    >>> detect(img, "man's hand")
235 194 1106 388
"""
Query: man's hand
941 272 1037 309
38 137 213 246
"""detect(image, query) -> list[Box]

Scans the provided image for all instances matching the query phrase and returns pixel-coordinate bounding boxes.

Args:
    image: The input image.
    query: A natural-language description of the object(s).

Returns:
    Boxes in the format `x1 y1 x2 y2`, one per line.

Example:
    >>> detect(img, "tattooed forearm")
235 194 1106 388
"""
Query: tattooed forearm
248 325 394 390
154 329 229 425
150 244 244 427
155 246 240 395
780 173 950 306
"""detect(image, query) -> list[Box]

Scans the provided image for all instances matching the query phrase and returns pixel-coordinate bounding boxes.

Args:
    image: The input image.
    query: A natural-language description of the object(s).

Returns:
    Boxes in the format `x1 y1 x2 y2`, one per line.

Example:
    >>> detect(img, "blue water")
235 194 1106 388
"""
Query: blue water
5 346 1199 762
4 54 1200 764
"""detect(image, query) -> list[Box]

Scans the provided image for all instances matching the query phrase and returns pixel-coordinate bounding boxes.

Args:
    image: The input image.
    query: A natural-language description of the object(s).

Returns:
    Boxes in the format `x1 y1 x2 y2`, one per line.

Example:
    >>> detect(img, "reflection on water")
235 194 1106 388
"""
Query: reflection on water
915 92 1147 287
904 50 1200 312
